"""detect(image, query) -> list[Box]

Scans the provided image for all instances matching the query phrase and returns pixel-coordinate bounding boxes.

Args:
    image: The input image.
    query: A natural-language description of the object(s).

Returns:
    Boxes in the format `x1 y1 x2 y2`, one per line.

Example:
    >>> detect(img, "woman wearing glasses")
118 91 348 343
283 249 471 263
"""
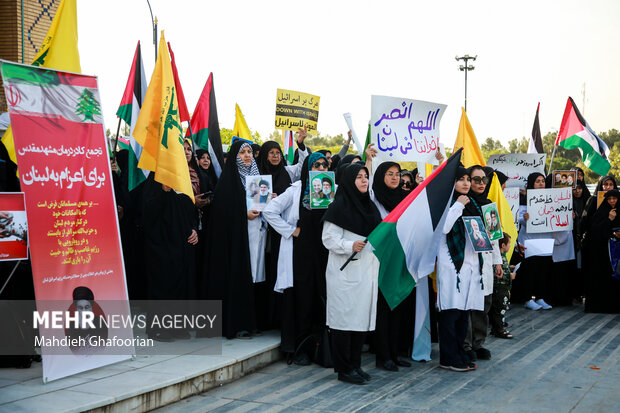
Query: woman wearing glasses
263 152 332 365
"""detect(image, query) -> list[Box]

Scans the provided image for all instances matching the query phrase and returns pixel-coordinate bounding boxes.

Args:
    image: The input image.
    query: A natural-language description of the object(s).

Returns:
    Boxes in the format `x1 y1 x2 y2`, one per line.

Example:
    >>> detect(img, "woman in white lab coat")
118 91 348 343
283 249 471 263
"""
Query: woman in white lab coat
322 162 381 384
436 166 483 372
262 152 329 362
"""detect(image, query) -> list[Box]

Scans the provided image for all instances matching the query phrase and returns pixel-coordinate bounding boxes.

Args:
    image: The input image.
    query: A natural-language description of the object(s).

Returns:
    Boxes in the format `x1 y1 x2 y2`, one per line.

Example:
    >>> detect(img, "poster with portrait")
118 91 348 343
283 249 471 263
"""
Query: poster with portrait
481 202 503 241
552 170 576 188
463 216 494 252
0 192 28 261
246 175 273 211
309 171 336 209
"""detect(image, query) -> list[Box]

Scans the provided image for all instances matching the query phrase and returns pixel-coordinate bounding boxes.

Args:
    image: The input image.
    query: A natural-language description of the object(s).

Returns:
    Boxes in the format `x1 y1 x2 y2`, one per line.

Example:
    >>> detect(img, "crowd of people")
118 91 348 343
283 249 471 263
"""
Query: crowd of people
0 129 618 382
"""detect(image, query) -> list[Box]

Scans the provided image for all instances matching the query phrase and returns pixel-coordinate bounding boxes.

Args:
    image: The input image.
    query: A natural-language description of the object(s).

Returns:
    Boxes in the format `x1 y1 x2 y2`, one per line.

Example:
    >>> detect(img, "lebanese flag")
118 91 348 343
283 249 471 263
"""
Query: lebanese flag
368 148 462 310
115 41 147 190
186 73 225 176
556 97 610 176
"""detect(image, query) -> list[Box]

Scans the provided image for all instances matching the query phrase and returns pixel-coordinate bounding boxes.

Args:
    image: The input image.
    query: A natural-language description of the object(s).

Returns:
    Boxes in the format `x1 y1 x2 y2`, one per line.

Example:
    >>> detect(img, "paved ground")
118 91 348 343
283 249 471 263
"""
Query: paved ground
155 304 620 413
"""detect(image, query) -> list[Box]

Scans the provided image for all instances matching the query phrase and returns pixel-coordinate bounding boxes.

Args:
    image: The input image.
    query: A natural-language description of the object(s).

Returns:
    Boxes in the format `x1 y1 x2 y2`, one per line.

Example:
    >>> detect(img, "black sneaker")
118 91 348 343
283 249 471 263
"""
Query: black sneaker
354 367 371 381
294 352 311 366
466 349 477 362
475 347 491 360
338 370 366 384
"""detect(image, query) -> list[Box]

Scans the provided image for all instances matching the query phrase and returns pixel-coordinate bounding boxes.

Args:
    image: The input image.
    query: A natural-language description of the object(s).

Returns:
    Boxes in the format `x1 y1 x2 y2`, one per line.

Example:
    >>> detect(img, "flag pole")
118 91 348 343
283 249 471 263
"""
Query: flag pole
112 117 122 160
339 238 368 271
548 145 557 174
187 122 196 154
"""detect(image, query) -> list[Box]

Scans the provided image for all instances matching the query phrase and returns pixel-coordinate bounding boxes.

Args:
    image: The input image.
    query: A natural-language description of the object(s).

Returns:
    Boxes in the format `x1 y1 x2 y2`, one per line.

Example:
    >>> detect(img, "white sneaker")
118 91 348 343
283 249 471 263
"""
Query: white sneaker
535 299 552 310
525 299 542 311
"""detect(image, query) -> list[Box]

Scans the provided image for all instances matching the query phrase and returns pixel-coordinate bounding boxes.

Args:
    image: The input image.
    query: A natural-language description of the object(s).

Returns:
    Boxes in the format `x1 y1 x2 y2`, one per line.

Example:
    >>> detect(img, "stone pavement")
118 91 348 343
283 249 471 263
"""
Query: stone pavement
155 304 620 413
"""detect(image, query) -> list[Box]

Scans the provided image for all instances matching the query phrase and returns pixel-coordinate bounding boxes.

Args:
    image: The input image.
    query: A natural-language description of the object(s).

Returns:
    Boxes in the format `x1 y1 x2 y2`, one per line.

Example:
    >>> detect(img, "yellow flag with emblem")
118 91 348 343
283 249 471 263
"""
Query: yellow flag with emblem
132 31 193 202
2 0 81 170
453 107 485 167
233 103 252 142
487 173 518 261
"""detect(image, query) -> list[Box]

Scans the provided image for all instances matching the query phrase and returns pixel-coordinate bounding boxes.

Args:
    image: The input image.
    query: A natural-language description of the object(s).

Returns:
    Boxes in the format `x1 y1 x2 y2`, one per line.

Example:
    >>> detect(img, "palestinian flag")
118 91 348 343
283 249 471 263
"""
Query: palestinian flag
116 41 147 191
186 73 225 176
167 42 190 123
282 130 294 164
368 148 462 310
528 102 544 154
556 97 610 176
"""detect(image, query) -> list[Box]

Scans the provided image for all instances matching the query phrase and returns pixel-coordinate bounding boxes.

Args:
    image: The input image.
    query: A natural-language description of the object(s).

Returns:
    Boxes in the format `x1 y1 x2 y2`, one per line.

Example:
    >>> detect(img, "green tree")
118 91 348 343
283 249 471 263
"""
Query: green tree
75 88 101 122
480 137 508 160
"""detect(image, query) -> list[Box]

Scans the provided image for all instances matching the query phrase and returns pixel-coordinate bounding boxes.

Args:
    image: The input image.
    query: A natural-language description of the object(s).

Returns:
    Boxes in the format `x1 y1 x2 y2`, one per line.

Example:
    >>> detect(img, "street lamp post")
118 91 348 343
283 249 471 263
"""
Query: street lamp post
455 55 477 112
146 0 158 63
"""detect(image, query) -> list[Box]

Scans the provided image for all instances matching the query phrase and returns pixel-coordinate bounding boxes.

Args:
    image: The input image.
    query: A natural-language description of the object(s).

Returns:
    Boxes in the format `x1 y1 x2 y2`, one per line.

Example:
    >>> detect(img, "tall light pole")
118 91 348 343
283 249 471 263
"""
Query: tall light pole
146 0 158 63
455 55 476 112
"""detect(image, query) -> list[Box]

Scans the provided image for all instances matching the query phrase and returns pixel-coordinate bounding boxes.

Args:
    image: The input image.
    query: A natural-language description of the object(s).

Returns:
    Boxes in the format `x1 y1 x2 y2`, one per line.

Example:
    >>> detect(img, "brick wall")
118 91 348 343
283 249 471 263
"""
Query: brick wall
0 0 60 112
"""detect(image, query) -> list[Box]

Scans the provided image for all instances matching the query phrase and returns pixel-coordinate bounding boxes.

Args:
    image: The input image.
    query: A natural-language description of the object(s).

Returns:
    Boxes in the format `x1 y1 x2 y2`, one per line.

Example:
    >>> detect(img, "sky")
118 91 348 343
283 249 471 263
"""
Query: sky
77 0 620 150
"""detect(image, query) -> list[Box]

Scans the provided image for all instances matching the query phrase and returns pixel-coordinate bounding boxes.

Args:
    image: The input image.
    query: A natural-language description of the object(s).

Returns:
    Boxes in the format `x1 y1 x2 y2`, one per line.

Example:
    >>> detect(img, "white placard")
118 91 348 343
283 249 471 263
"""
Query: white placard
371 95 447 167
524 238 555 258
526 188 573 233
503 187 520 228
487 153 546 188
343 113 364 156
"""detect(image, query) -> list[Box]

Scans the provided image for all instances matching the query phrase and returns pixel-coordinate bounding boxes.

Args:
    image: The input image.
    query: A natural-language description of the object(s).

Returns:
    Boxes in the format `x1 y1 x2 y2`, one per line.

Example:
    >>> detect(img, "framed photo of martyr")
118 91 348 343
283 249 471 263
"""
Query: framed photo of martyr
552 170 576 188
245 175 272 211
462 216 494 252
309 171 336 209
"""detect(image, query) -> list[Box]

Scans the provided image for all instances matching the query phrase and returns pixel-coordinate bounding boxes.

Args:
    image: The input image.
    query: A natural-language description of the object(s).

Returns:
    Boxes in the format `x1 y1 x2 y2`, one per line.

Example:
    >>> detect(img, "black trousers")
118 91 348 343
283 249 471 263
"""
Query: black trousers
330 329 365 373
438 309 470 367
375 291 401 364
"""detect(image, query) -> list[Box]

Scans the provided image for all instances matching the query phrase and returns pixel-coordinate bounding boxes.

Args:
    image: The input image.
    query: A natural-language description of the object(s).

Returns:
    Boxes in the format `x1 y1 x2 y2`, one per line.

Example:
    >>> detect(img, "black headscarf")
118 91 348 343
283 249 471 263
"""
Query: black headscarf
251 143 261 158
495 170 509 187
411 168 420 190
582 175 618 231
468 165 492 210
256 141 291 195
520 172 545 205
335 154 363 185
317 149 331 156
323 163 381 237
573 179 588 218
591 189 620 232
329 154 341 171
373 162 406 212
571 167 591 197
195 149 218 193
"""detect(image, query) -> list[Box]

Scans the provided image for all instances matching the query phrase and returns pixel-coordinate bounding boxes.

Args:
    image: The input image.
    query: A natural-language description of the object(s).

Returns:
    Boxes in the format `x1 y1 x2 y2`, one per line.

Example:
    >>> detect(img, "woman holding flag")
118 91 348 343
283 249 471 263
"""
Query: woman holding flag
322 162 381 384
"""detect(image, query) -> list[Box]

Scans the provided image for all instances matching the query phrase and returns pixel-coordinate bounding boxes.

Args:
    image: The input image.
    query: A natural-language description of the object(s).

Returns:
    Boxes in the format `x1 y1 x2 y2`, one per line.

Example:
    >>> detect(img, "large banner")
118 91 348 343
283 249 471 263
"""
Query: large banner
487 153 546 188
371 95 447 167
275 88 320 133
1 61 132 381
526 188 573 233
487 153 547 188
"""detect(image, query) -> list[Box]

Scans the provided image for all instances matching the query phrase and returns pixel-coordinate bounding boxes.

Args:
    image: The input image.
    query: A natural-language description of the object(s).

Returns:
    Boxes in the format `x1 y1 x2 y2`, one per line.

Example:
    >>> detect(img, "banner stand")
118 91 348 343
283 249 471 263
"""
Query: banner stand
0 260 20 296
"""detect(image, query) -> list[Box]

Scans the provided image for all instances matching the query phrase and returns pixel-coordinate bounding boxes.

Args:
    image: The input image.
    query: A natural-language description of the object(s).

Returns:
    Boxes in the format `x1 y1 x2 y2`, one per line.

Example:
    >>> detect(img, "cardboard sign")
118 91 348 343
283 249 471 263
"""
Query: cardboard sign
275 89 320 133
526 188 573 233
487 153 546 188
503 187 520 228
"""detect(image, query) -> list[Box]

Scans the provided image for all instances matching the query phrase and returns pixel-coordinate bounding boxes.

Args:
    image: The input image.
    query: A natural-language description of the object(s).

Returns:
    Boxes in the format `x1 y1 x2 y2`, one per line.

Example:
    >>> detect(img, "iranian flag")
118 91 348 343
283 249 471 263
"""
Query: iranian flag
368 148 462 310
556 97 611 176
186 73 225 176
116 41 147 191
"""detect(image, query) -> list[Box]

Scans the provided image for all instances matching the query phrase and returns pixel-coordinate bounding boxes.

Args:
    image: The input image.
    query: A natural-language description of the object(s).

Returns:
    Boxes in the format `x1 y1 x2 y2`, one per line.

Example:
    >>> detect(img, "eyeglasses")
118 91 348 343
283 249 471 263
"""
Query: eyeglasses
312 161 328 169
402 181 412 188
471 176 490 185
268 151 281 158
386 172 402 178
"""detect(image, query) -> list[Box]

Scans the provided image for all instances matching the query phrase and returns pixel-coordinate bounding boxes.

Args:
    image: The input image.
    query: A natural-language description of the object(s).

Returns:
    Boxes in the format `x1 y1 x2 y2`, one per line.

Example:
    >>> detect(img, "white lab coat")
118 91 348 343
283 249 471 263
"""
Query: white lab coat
282 148 309 185
481 240 503 296
262 181 302 292
248 216 267 283
436 202 485 311
322 222 379 332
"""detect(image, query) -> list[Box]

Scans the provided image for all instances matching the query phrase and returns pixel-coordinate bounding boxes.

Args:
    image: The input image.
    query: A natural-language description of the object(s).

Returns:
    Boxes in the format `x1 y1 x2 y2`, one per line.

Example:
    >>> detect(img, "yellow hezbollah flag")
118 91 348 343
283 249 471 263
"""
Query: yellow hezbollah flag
487 173 518 261
133 32 193 202
2 0 81 167
453 107 485 167
233 103 252 142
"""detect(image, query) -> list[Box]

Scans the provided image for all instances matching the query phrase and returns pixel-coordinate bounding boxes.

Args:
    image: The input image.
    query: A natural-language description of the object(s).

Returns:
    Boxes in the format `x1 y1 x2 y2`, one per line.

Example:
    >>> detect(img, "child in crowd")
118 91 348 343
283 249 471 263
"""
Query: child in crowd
490 232 515 339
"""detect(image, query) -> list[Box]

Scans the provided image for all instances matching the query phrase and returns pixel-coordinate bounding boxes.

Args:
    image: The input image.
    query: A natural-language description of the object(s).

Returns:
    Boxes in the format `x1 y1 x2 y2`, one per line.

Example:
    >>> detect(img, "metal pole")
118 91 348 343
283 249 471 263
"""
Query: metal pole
548 145 558 174
0 261 20 296
146 0 157 63
464 65 468 112
112 116 122 158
